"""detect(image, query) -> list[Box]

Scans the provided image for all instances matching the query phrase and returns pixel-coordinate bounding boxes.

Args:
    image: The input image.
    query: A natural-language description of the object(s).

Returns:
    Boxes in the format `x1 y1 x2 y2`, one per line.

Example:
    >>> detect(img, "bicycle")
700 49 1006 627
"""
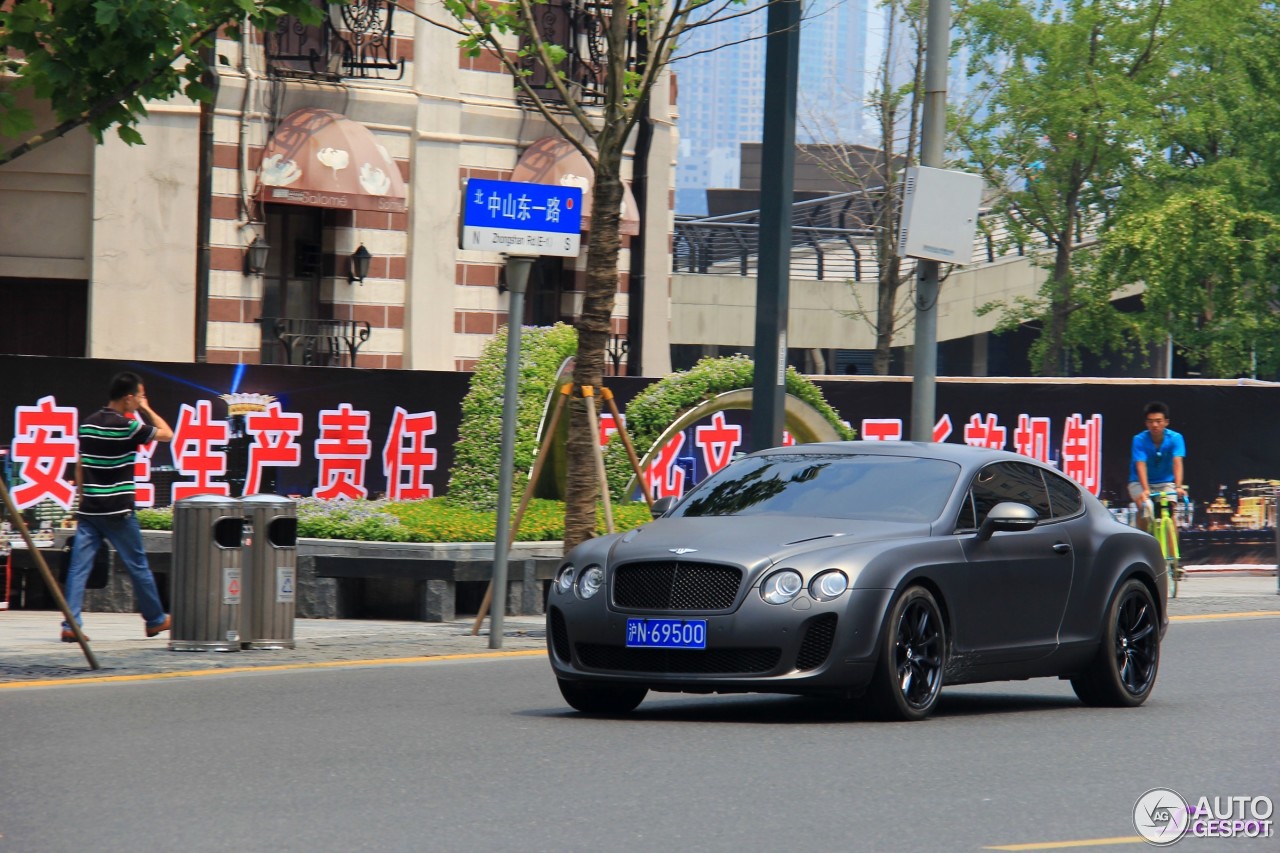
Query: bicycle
1147 489 1188 598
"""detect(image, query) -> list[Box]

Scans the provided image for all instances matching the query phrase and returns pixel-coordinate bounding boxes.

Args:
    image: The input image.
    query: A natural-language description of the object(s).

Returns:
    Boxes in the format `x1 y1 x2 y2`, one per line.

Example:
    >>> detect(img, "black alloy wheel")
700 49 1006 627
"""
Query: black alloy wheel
1071 578 1160 707
870 586 946 721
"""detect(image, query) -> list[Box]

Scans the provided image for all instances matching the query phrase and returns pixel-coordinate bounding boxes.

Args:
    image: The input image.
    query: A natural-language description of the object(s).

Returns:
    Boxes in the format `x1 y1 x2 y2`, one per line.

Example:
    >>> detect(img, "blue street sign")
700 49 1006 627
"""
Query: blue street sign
460 178 583 257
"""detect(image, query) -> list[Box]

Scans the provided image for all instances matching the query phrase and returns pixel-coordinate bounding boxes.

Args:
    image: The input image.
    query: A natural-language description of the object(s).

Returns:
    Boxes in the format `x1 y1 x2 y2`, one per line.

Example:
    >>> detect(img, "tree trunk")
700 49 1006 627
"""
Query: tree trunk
564 131 627 551
1037 237 1075 376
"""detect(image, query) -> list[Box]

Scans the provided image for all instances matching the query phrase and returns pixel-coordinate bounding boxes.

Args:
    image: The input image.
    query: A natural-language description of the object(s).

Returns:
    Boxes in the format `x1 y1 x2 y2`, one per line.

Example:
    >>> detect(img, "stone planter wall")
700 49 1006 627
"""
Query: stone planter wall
70 531 565 621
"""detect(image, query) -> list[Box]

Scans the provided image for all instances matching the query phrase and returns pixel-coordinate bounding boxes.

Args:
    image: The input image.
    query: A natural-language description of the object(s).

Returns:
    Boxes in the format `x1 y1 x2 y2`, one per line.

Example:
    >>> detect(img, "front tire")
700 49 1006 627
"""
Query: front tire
557 678 647 715
869 586 946 721
1071 579 1160 707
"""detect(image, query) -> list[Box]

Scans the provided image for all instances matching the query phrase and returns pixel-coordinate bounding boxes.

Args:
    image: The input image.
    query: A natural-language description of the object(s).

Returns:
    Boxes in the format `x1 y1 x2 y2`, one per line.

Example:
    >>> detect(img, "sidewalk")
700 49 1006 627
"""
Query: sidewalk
0 610 549 683
1 574 1275 684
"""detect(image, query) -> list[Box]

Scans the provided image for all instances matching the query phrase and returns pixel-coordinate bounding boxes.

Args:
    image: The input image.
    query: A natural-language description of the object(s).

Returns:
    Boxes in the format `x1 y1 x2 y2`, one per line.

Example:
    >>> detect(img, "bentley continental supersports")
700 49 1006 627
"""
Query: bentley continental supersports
547 441 1167 720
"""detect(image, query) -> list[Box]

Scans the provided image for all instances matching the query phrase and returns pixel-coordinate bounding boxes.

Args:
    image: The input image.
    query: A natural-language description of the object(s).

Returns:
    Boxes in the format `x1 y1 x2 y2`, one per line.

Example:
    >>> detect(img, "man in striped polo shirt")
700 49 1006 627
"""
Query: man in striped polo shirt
62 372 174 642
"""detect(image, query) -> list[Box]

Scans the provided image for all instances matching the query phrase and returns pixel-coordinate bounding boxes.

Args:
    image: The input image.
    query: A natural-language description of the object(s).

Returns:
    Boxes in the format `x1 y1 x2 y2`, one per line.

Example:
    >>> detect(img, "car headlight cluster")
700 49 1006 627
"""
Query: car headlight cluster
555 565 576 595
555 564 605 600
760 569 848 604
809 570 849 601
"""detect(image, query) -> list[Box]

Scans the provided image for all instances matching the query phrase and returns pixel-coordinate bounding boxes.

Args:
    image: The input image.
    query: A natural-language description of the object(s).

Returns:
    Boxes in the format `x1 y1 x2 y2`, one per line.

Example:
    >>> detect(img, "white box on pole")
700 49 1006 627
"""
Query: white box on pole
896 166 985 264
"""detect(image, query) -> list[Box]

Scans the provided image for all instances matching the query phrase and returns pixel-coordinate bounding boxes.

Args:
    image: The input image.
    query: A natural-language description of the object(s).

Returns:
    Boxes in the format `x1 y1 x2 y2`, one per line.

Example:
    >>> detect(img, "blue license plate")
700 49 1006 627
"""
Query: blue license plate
625 618 707 649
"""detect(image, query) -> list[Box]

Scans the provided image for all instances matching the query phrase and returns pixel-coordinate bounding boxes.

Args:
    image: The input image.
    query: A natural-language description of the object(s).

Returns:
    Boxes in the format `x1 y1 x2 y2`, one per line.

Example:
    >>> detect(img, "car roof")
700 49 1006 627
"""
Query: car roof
760 440 1046 469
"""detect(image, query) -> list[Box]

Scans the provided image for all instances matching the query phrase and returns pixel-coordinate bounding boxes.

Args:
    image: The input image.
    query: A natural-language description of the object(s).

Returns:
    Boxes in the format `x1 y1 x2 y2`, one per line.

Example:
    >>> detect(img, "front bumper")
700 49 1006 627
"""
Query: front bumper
547 587 895 695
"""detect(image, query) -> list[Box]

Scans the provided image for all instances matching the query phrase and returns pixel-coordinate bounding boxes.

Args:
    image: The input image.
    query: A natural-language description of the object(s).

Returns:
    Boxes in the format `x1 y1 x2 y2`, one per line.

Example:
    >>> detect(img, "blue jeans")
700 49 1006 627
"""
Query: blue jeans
63 512 167 630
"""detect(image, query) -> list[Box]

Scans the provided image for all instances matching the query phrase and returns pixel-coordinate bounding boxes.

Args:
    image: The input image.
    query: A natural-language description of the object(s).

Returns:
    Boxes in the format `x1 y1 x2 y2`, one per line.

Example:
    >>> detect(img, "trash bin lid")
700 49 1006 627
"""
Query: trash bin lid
174 494 241 509
241 494 298 506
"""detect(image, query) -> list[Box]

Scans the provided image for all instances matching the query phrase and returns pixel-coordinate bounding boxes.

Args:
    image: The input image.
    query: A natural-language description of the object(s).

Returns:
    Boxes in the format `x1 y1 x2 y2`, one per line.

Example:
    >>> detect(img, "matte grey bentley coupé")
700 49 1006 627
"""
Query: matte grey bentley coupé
547 441 1167 720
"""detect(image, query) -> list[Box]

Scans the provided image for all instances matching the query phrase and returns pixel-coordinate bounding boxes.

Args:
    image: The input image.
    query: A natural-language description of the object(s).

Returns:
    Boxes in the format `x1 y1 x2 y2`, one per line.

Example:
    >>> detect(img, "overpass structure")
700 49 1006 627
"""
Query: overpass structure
668 193 1135 374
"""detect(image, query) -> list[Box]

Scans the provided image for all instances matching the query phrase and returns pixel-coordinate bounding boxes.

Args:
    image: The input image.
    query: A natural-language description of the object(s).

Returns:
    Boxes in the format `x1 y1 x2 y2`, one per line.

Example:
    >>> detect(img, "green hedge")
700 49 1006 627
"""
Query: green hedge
137 498 651 543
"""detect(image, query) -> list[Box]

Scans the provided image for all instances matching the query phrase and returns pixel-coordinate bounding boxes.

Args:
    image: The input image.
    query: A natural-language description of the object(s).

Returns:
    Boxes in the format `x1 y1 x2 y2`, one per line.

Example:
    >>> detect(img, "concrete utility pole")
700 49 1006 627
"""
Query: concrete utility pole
910 0 950 442
751 0 801 451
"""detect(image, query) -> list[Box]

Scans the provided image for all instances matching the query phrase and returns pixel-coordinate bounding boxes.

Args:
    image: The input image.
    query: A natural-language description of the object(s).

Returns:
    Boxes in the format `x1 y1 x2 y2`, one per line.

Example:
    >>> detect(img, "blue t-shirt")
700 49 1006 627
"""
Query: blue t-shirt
1129 428 1185 484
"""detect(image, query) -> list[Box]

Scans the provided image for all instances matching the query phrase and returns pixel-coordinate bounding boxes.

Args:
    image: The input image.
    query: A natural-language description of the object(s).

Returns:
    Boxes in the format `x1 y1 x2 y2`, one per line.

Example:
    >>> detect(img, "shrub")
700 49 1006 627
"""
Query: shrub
446 323 579 511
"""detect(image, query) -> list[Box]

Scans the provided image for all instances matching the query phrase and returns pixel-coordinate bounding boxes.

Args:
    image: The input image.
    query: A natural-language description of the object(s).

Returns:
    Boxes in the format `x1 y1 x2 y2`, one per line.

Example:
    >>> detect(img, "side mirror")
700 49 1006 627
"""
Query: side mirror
650 496 676 519
976 501 1039 541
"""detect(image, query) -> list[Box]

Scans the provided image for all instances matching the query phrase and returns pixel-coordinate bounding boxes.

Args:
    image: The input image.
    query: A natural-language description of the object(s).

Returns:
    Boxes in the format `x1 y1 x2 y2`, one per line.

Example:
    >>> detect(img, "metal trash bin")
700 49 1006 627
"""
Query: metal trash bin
169 495 244 652
241 494 298 649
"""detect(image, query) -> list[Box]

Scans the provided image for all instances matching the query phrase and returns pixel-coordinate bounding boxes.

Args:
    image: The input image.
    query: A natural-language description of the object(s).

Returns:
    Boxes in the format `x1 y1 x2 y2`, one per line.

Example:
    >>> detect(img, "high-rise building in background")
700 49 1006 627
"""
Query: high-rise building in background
675 0 875 215
674 3 980 216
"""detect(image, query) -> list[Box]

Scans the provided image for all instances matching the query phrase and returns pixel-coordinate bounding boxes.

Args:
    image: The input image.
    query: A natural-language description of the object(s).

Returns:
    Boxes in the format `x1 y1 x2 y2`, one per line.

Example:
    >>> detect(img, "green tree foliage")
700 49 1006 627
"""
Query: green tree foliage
1094 189 1280 378
1087 3 1280 378
958 0 1194 374
0 0 322 165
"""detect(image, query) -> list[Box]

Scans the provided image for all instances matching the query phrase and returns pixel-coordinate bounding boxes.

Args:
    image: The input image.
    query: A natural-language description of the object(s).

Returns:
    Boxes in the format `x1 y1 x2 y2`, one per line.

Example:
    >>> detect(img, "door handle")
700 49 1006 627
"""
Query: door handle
1052 542 1071 554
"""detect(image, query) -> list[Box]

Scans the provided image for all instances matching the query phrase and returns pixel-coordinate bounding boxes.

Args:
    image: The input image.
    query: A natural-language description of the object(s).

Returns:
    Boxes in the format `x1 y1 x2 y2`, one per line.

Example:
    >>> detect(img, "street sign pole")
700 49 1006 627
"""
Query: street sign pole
490 255 534 648
459 178 580 646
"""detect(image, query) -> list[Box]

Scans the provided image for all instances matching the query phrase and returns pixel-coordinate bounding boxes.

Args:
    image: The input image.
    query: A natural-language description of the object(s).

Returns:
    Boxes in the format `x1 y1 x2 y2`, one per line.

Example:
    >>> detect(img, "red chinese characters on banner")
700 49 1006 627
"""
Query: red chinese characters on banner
860 416 953 443
1062 413 1103 495
244 403 304 496
11 396 78 510
171 400 231 500
933 414 953 443
1014 414 1052 463
694 412 742 475
129 412 158 508
645 433 687 499
861 418 903 441
313 404 372 500
598 412 622 446
964 413 1008 450
383 407 437 500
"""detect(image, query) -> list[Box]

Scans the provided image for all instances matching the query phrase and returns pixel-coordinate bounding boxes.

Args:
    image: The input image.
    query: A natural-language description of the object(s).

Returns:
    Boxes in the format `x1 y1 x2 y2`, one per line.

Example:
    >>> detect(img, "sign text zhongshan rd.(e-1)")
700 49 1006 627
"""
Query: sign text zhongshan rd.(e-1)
460 178 583 257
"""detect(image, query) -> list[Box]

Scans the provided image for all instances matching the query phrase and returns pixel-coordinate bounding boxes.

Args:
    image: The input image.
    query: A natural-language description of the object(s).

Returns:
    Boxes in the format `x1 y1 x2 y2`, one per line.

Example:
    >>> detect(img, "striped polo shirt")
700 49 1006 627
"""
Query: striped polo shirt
78 408 157 516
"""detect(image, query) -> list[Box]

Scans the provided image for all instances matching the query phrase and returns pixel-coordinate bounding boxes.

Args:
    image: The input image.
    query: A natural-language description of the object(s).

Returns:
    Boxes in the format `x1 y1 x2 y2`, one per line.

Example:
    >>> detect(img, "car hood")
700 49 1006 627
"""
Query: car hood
607 514 931 576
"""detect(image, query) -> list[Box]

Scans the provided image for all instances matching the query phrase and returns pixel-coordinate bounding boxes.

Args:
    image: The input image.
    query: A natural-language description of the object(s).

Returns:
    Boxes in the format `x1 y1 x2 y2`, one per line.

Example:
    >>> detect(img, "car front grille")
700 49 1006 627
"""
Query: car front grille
576 643 782 675
612 561 743 611
795 613 838 670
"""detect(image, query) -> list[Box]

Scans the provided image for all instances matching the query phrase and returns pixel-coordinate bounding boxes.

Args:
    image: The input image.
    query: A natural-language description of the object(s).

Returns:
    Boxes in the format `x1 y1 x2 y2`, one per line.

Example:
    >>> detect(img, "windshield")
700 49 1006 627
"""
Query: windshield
669 453 960 523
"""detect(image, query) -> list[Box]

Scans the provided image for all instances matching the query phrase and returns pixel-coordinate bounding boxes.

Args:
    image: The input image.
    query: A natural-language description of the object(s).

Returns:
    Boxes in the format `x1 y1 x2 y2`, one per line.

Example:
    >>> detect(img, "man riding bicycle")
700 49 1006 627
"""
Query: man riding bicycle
1128 401 1186 533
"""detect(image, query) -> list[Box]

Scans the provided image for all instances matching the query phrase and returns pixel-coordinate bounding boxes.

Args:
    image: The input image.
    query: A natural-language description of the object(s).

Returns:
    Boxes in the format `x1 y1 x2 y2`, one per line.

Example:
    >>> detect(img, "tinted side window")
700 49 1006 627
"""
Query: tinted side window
969 462 1051 526
1044 469 1084 518
955 492 977 531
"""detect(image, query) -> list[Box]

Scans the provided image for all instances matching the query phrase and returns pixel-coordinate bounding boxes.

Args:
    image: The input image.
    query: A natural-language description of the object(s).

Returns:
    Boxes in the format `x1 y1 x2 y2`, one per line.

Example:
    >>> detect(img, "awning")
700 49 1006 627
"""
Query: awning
258 108 407 213
511 137 640 236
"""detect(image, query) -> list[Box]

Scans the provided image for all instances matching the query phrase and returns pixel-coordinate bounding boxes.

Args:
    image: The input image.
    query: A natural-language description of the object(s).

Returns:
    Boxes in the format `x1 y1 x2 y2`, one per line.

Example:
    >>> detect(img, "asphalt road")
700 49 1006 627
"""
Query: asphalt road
2 612 1277 853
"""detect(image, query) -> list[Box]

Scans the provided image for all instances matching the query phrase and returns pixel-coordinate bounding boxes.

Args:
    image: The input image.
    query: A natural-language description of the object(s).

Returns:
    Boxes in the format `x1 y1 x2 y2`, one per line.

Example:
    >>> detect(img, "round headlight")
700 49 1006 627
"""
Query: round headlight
761 569 803 605
555 565 576 595
578 566 605 600
810 570 849 601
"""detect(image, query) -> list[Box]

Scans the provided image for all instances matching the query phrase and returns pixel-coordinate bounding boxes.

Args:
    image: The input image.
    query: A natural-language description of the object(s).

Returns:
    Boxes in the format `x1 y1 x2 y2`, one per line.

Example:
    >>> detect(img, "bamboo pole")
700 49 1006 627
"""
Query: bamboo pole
600 387 653 509
0 480 100 669
580 385 614 534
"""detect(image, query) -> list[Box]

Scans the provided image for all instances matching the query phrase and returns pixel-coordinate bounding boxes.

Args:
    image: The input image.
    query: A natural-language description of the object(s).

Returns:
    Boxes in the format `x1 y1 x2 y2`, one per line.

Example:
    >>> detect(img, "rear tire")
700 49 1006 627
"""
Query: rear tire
557 678 647 715
1071 579 1160 707
869 586 946 721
